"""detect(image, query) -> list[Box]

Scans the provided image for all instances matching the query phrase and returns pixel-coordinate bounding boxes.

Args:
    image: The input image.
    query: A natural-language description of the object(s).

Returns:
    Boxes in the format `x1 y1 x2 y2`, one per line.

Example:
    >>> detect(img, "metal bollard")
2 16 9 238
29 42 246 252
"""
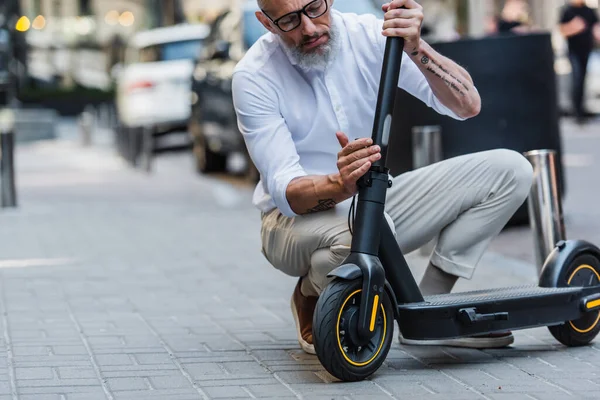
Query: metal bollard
412 126 443 256
140 126 153 173
412 125 443 170
412 125 443 257
0 109 17 208
79 111 93 147
99 103 109 130
524 150 566 272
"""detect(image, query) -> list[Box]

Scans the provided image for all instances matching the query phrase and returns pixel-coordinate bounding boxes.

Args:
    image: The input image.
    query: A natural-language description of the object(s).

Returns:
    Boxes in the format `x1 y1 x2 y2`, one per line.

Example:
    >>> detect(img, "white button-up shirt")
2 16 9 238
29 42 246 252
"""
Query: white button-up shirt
232 9 466 218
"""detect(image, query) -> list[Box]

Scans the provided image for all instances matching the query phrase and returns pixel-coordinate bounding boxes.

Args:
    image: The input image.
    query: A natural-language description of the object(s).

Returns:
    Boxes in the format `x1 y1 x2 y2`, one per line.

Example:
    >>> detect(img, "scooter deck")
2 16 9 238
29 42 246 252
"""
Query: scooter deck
397 284 600 340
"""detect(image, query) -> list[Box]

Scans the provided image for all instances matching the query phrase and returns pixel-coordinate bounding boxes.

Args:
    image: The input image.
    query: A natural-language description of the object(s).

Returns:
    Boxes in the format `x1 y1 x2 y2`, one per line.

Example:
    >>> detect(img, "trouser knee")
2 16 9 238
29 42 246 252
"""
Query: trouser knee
305 246 350 296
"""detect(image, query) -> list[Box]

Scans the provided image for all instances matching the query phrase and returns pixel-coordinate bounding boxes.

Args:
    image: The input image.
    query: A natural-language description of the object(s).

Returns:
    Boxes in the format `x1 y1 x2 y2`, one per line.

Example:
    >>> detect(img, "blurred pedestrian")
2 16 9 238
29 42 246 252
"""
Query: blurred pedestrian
559 0 600 122
486 0 534 35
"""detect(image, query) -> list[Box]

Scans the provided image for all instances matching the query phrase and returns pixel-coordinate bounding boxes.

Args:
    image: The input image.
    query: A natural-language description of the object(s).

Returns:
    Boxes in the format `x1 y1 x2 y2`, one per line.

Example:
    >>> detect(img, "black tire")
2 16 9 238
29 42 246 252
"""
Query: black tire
548 252 600 346
313 278 394 382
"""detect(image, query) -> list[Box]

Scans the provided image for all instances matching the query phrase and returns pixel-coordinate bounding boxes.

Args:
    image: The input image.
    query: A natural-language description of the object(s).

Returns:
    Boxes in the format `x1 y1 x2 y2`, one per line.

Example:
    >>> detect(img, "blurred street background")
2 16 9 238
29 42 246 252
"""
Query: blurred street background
1 0 600 399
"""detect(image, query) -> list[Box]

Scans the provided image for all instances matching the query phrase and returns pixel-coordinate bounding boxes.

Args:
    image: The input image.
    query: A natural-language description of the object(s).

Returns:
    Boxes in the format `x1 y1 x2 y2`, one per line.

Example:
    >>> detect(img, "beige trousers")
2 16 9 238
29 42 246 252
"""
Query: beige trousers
260 149 534 297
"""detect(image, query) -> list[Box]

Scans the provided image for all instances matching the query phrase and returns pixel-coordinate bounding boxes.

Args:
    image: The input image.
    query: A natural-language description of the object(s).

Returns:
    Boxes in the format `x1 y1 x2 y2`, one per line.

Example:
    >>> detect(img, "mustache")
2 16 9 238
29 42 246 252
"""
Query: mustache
302 33 325 45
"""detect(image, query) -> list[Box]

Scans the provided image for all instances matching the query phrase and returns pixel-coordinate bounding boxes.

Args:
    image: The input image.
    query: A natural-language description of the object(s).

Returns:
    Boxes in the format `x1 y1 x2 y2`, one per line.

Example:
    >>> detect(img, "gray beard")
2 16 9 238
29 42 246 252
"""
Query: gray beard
284 19 340 71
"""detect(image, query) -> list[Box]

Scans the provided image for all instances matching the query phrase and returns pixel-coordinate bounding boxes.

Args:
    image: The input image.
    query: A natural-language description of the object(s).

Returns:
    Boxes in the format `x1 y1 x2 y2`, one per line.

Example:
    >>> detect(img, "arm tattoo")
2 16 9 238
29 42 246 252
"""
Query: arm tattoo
306 199 337 214
421 55 468 96
429 58 470 92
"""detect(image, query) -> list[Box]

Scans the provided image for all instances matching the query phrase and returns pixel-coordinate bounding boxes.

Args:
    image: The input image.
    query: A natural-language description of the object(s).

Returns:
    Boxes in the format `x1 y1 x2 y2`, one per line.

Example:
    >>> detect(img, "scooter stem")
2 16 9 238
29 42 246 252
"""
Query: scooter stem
372 36 405 168
349 36 405 342
351 36 404 256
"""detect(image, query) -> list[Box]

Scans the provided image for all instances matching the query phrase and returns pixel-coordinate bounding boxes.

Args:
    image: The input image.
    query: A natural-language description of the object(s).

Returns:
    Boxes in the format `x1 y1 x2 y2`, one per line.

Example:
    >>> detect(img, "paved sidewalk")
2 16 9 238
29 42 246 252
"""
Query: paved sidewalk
0 119 598 399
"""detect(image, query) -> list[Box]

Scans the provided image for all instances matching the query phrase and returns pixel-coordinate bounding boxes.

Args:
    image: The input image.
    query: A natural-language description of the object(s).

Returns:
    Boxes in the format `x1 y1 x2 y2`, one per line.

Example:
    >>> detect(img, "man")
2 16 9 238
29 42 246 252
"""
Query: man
232 0 533 354
559 0 600 123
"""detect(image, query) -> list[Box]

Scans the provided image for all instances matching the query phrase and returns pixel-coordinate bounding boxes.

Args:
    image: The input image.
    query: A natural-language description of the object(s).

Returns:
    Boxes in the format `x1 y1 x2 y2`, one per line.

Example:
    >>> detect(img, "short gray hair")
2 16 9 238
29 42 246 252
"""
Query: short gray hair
257 0 268 10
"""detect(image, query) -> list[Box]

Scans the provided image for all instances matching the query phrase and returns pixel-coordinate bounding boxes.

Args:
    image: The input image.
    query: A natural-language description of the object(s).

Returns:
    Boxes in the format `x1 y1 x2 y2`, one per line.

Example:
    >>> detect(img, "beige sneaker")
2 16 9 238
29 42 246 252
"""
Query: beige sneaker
290 279 318 355
398 331 514 349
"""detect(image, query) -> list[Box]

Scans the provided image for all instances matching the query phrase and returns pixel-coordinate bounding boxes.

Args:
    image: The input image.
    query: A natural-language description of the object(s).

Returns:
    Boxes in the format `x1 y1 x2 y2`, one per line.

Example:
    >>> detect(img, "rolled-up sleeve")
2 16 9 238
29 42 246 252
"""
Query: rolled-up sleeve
232 71 307 217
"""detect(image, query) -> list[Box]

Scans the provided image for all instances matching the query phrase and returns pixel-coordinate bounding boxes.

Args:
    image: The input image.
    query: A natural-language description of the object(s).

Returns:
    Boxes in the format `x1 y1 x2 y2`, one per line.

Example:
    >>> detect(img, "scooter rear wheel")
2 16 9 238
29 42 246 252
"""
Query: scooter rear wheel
313 278 393 382
549 252 600 346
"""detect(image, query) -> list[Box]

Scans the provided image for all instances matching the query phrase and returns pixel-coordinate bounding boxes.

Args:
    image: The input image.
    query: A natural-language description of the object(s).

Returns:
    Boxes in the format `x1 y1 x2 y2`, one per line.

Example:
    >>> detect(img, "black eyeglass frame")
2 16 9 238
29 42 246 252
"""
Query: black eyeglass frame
261 0 329 32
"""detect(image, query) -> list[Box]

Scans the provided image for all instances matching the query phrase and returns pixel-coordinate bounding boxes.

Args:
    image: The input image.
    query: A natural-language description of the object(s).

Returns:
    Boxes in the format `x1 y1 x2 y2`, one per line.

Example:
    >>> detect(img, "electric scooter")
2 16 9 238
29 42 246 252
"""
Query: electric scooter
312 35 600 382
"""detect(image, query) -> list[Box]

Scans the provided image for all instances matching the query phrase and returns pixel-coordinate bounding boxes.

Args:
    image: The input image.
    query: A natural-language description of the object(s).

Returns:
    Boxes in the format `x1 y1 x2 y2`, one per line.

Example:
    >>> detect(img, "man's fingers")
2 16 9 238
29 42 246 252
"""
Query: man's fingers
388 0 408 10
384 7 421 21
389 0 420 10
348 161 372 182
340 152 381 176
383 18 414 30
338 137 373 157
336 131 349 148
382 27 420 38
338 146 381 169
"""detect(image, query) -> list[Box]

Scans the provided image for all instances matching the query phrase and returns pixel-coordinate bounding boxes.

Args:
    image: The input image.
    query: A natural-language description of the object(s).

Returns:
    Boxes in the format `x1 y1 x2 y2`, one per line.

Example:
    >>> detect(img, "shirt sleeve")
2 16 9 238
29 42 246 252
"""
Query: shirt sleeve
560 8 574 24
231 70 308 218
365 14 469 121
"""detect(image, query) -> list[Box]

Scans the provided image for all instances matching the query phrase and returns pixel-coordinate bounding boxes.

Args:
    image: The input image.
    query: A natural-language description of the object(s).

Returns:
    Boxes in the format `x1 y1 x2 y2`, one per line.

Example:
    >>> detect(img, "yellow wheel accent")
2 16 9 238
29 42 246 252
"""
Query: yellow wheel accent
369 295 379 332
587 299 600 310
567 264 600 284
336 289 387 367
568 265 600 334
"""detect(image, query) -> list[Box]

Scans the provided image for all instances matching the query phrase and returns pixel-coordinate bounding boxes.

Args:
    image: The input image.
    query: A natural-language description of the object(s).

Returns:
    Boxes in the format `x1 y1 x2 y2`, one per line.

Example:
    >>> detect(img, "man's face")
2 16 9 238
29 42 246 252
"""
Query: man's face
257 0 334 55
570 0 585 6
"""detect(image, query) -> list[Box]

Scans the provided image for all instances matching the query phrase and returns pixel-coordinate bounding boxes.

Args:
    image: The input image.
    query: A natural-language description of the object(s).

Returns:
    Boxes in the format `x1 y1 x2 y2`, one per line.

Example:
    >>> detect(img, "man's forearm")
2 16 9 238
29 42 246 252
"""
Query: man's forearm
410 40 481 119
286 174 352 215
560 19 586 38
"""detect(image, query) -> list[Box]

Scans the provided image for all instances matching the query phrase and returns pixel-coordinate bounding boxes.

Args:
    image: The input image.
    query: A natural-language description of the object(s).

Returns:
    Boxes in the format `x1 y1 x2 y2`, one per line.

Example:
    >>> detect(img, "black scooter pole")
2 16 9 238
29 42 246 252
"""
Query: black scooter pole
350 36 405 341
351 36 404 257
371 36 405 169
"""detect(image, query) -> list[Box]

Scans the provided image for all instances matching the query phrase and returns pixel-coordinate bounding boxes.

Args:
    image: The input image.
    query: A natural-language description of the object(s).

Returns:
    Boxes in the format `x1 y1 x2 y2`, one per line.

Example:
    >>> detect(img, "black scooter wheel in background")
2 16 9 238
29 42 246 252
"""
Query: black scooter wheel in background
548 253 600 346
313 278 394 382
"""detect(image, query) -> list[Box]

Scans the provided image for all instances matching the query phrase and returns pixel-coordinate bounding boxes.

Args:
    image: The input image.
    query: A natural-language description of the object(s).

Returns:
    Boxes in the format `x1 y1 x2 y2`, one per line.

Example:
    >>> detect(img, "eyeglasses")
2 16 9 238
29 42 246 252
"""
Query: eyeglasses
262 0 329 32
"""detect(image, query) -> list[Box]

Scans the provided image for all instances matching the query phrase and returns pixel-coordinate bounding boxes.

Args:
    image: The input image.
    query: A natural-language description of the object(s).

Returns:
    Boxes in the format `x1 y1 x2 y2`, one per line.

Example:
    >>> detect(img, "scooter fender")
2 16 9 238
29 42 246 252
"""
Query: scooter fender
327 264 362 281
539 239 600 288
327 264 400 321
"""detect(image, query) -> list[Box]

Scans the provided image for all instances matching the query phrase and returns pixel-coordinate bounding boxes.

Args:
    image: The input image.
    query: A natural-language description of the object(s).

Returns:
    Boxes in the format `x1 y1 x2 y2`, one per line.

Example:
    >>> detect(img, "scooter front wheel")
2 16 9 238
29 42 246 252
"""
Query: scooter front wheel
548 252 600 346
313 278 393 382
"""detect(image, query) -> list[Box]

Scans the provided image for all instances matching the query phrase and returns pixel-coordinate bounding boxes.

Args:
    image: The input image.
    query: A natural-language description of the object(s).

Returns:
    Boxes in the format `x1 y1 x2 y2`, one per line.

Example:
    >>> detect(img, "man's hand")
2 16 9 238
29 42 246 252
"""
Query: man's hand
336 132 381 196
381 0 424 54
284 133 380 215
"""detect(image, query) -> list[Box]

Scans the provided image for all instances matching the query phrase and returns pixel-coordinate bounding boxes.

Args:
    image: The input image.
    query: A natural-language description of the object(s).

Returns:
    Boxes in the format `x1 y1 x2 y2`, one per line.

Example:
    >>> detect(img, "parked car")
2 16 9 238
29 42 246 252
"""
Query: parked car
115 23 209 151
188 2 265 179
188 0 384 180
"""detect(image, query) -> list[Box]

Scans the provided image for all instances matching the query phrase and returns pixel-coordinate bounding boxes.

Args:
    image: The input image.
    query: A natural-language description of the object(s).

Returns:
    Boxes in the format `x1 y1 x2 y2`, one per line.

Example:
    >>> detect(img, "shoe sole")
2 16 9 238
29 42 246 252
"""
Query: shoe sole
399 334 514 349
290 296 316 355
